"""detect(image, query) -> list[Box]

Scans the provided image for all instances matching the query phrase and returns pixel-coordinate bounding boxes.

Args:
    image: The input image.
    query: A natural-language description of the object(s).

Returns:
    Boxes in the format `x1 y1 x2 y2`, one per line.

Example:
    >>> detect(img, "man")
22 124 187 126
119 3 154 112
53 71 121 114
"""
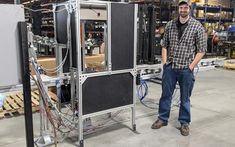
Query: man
151 0 207 136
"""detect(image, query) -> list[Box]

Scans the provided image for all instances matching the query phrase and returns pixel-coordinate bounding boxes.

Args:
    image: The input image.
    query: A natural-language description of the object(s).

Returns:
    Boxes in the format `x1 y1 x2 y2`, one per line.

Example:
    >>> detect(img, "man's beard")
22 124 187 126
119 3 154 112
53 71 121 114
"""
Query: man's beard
179 12 189 18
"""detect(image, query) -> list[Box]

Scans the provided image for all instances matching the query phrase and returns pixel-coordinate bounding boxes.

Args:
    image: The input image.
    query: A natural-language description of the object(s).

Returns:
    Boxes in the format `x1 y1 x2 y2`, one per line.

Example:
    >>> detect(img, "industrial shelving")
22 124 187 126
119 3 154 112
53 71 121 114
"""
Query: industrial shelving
191 3 235 23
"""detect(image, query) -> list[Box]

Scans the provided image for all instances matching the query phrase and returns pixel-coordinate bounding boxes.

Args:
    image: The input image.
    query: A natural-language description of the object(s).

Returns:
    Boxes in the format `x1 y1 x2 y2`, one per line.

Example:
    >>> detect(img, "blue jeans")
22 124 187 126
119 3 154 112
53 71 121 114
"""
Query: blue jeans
158 63 195 125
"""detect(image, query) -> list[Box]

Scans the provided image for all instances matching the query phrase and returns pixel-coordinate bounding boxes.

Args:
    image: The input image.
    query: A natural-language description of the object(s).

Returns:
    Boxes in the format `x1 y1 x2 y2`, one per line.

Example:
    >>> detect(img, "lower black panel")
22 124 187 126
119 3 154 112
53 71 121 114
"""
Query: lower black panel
82 73 133 115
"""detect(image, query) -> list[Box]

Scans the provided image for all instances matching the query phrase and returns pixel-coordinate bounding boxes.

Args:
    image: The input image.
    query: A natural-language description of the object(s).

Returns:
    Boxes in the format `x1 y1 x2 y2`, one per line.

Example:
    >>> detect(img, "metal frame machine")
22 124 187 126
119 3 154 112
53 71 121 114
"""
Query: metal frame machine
18 1 138 147
0 1 163 147
58 1 138 146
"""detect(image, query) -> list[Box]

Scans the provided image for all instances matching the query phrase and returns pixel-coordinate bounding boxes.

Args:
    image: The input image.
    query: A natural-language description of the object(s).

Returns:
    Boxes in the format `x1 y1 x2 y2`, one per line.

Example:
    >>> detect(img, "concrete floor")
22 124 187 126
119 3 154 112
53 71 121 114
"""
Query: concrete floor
0 68 235 147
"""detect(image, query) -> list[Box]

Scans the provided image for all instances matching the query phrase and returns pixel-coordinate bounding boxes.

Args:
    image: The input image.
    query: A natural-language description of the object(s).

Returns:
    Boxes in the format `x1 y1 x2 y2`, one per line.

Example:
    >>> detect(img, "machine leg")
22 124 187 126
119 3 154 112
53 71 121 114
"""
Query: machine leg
78 112 83 147
79 140 84 147
132 124 136 132
131 107 136 131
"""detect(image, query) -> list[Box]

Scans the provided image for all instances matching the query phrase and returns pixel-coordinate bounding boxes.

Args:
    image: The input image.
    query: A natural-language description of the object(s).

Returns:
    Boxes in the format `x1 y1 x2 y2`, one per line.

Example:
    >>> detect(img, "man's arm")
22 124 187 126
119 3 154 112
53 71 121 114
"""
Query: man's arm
161 22 170 64
162 47 167 65
189 25 207 70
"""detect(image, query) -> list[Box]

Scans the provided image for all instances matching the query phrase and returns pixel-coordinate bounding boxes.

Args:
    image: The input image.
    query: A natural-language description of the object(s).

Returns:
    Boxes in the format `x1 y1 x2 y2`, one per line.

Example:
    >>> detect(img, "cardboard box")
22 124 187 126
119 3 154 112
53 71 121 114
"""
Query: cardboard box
30 54 105 76
85 54 105 64
30 57 56 76
85 54 105 72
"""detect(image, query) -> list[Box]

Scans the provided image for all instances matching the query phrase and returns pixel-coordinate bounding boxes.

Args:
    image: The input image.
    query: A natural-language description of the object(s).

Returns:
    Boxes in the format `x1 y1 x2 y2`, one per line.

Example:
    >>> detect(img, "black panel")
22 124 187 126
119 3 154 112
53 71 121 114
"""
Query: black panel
71 12 78 68
138 4 158 64
32 3 42 35
62 48 70 72
82 73 133 115
55 5 78 69
111 3 135 70
147 5 157 64
55 5 68 44
61 84 71 103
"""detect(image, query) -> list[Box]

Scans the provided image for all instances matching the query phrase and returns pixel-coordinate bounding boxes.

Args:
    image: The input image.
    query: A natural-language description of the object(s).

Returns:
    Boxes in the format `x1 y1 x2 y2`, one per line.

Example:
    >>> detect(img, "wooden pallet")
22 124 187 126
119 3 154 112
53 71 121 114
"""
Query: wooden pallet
0 91 57 119
224 67 235 70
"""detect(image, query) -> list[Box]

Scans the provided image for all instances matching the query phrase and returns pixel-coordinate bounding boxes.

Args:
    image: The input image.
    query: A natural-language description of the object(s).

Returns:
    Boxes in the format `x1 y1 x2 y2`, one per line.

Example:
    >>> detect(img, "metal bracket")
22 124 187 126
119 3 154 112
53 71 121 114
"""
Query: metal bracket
130 69 137 77
79 75 88 85
34 134 55 147
108 63 112 71
80 140 84 147
52 5 56 12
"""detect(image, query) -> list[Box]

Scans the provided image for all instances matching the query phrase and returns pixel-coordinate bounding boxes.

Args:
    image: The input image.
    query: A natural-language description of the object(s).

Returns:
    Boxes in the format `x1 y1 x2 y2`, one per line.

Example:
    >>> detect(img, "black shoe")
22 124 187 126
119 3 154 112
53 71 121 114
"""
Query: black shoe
180 124 189 136
151 119 167 129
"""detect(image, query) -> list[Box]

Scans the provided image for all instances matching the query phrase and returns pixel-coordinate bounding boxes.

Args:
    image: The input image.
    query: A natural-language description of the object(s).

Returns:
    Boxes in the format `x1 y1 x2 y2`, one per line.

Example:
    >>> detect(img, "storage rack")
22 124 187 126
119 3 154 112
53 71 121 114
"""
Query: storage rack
191 3 235 23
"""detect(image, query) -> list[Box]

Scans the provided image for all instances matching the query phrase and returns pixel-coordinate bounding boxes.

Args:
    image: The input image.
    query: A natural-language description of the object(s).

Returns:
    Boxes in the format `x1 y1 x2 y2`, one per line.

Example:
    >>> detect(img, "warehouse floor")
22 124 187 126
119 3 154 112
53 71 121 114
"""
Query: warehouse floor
0 68 235 147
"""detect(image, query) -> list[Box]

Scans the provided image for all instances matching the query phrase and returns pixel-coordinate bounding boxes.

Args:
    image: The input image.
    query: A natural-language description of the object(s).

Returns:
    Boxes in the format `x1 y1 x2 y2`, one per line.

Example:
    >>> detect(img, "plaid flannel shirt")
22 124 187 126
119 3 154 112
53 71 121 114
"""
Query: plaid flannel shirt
161 17 207 69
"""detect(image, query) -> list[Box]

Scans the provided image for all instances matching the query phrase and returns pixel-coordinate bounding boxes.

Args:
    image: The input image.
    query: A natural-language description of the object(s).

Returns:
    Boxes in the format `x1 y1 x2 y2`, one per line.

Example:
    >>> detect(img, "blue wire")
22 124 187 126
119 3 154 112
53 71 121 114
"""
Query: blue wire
56 80 66 102
137 79 158 109
61 90 66 102
138 79 148 101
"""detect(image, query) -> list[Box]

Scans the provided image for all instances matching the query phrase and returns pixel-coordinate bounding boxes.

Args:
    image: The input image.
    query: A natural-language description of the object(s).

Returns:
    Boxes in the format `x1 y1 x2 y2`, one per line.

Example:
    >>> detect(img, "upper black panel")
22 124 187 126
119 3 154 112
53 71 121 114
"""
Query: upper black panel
111 3 135 70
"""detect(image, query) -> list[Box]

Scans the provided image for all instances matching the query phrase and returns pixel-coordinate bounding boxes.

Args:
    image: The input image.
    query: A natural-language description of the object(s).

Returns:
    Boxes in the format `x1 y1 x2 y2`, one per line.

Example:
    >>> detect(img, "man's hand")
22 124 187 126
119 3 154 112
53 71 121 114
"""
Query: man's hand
189 64 194 71
189 52 205 71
